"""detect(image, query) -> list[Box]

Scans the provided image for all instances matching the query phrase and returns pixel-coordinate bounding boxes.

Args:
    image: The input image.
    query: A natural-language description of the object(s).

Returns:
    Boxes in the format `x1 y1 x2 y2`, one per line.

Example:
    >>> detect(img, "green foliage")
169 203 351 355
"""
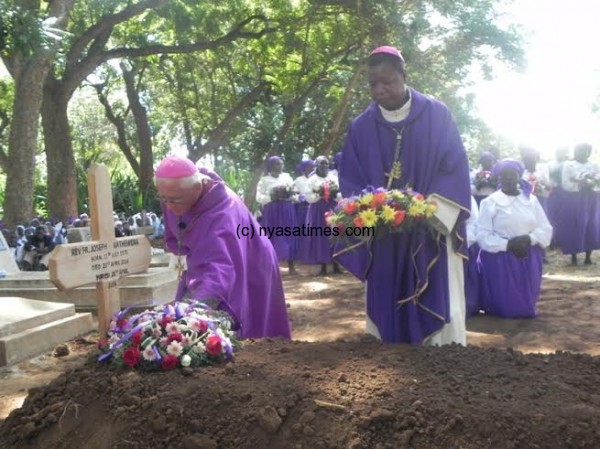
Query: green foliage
0 0 70 58
3 0 527 215
110 171 160 216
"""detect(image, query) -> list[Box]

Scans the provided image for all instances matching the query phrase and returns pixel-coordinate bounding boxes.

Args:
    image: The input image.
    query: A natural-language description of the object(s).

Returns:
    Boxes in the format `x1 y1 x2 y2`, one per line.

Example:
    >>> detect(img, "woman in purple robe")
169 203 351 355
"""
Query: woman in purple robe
477 159 552 318
154 156 291 339
305 156 342 275
471 151 498 207
293 159 315 264
337 45 471 345
256 156 298 275
553 143 600 265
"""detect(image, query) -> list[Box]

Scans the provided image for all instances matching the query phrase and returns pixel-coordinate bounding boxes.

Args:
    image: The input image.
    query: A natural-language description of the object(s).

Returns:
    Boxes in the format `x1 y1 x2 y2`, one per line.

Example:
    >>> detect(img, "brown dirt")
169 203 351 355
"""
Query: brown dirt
1 248 600 449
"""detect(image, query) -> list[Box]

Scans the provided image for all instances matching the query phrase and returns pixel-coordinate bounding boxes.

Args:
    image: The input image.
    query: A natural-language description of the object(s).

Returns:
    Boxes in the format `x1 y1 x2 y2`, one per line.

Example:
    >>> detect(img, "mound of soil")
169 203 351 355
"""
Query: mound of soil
1 339 599 449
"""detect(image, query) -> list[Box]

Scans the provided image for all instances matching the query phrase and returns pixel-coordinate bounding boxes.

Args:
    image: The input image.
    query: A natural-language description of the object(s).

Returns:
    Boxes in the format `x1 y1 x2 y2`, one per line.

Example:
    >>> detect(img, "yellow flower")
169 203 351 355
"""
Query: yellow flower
390 190 406 201
379 205 397 223
425 203 438 218
358 193 374 206
358 209 378 227
408 200 428 217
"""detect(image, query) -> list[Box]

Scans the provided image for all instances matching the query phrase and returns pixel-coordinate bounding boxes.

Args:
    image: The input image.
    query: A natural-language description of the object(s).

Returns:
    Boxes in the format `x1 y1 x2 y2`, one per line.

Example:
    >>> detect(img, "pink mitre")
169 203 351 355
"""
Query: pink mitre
155 156 198 178
370 45 404 62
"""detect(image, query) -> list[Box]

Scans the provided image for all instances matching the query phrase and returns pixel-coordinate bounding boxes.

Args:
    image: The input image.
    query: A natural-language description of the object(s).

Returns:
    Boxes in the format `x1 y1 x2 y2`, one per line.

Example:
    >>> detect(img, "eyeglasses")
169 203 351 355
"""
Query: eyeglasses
158 195 187 204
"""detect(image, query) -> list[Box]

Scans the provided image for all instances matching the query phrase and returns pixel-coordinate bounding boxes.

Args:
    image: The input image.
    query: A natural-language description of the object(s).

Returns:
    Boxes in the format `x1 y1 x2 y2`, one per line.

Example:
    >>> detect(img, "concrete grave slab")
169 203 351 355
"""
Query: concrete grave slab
0 297 94 366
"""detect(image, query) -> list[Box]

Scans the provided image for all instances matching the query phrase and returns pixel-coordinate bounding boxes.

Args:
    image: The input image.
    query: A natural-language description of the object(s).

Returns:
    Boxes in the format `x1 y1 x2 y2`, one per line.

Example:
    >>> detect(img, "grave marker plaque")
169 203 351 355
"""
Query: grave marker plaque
49 164 151 336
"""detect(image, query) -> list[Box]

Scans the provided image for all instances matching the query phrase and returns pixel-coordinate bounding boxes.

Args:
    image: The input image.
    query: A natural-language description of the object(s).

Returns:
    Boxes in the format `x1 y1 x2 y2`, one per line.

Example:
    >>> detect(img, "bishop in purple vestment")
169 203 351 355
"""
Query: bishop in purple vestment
337 46 471 345
155 156 291 340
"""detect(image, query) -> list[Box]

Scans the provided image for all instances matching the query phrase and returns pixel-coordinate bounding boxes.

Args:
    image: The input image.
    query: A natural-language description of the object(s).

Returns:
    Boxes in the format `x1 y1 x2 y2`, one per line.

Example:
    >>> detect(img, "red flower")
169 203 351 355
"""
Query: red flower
116 318 129 329
342 201 357 215
392 210 406 227
123 347 141 367
412 193 425 202
97 339 108 349
167 333 183 343
335 224 346 235
161 354 178 370
131 331 143 347
353 217 364 228
161 315 173 327
371 192 387 208
198 320 209 333
206 335 223 356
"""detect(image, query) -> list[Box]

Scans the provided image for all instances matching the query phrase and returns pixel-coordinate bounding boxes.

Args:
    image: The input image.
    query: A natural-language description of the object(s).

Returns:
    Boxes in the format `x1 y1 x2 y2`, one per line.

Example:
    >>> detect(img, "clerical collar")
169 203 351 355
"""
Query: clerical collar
378 89 412 123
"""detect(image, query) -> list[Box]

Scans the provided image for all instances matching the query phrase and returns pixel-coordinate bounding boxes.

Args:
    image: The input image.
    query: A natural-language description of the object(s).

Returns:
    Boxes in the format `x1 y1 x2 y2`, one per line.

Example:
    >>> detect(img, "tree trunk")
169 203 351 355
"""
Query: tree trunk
42 78 78 223
319 61 363 156
3 68 42 227
2 0 74 228
122 64 154 202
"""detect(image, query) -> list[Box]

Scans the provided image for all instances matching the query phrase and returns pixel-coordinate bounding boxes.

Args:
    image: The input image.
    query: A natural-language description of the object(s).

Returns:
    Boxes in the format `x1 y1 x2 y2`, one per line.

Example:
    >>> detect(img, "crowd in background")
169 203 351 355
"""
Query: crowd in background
1 211 164 271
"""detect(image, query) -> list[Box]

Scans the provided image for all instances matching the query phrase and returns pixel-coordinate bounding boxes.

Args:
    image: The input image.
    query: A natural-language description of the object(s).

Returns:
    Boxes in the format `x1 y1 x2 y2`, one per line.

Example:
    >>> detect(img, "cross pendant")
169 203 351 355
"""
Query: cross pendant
385 161 402 189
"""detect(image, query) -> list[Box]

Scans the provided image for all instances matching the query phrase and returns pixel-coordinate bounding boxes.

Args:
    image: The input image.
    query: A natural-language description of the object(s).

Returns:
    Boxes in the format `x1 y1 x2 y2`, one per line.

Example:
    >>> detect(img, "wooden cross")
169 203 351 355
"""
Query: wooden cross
49 164 152 337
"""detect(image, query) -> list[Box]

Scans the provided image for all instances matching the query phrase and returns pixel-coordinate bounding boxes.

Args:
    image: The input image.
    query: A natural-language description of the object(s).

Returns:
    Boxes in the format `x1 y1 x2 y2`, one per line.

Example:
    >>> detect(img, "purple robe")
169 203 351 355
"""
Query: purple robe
553 189 600 254
465 244 481 318
479 246 544 318
337 89 471 344
162 169 291 339
304 198 336 264
261 200 297 261
294 201 311 261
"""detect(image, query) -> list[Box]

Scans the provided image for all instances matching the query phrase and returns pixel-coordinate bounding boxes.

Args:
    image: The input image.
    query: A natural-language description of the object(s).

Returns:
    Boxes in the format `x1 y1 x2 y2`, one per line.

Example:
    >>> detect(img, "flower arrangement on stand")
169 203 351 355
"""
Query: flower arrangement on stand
474 170 497 191
97 300 240 371
325 186 438 243
270 185 295 201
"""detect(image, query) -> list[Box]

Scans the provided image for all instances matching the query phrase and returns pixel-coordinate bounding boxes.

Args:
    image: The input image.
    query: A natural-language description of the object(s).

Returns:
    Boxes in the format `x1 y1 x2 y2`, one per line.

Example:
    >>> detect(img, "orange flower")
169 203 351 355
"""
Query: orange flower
370 192 387 208
392 210 406 227
412 193 425 202
353 216 364 228
342 201 358 215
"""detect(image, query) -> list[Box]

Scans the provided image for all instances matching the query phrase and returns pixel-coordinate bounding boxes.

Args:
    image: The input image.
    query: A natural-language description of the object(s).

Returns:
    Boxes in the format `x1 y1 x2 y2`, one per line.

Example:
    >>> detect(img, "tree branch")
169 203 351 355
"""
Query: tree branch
65 0 167 72
92 83 140 176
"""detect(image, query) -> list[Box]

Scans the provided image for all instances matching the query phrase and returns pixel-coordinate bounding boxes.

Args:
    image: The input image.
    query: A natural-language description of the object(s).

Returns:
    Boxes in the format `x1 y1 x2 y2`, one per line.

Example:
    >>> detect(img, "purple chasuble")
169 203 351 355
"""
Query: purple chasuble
162 168 291 340
337 88 471 344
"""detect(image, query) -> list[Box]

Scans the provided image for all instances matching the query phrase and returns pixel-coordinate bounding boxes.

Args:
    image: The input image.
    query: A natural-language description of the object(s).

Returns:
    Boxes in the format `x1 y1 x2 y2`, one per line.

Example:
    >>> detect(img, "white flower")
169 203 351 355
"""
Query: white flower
180 354 192 367
188 319 200 332
196 342 206 354
152 327 162 338
181 335 193 347
142 345 156 361
216 328 232 348
165 322 181 334
109 334 120 346
159 337 169 347
167 341 183 357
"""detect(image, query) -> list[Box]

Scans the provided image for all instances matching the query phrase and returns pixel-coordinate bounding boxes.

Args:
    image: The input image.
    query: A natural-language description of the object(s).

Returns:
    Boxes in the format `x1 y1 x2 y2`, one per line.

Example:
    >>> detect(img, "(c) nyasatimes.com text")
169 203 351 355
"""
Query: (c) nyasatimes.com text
236 224 374 240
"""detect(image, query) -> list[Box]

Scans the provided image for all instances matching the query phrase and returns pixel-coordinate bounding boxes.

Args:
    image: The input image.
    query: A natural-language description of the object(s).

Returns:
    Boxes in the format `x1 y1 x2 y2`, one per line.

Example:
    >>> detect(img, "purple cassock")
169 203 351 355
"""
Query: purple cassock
337 88 471 344
162 168 291 340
